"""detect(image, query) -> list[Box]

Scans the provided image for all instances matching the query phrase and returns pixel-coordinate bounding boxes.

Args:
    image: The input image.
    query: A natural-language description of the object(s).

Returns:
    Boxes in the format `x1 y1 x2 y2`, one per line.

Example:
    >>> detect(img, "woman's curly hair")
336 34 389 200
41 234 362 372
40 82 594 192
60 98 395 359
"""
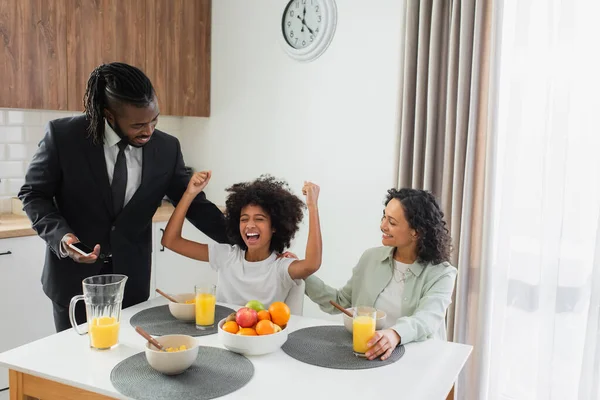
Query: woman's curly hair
385 188 453 265
225 175 305 254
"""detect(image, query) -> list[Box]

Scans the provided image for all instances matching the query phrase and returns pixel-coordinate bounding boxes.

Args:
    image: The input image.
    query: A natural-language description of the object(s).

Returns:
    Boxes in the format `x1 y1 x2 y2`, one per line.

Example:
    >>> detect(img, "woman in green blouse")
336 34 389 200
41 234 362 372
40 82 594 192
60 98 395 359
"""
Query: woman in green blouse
305 188 456 361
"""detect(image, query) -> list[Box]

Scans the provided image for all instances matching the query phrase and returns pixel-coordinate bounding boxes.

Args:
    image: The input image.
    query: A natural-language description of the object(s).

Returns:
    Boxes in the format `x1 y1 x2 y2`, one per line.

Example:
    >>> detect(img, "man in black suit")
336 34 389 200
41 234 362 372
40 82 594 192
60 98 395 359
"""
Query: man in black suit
19 62 229 332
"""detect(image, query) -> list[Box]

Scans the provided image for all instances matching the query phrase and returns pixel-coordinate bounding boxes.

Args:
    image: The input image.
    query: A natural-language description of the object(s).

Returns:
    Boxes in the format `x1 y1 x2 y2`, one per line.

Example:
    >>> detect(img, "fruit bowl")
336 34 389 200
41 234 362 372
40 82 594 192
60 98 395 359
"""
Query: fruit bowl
342 307 387 333
145 334 199 375
167 293 196 321
217 318 289 356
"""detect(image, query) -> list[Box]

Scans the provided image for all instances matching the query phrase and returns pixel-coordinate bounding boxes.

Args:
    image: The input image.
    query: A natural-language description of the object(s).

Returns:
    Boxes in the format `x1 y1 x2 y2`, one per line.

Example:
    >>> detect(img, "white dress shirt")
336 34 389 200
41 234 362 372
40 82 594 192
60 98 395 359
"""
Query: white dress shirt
59 122 143 257
103 122 143 207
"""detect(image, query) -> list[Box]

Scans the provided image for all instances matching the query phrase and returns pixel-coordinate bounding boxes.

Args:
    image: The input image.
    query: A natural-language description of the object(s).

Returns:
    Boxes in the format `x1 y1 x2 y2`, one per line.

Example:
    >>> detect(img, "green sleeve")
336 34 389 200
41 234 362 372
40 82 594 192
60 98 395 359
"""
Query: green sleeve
391 266 457 344
304 272 354 314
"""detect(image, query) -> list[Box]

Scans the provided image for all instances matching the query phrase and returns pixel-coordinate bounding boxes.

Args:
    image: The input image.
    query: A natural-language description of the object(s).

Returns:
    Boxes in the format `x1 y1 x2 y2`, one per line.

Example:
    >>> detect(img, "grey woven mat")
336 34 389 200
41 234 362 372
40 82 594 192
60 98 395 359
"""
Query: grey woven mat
129 305 235 336
111 346 254 400
282 325 405 369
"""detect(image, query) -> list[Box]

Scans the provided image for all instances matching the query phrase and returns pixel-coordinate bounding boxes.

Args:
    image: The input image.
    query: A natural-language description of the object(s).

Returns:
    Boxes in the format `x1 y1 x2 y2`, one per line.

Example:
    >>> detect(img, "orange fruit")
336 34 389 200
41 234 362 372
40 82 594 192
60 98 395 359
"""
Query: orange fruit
255 320 275 335
273 324 282 333
257 310 271 321
236 328 257 336
268 302 291 326
222 321 239 334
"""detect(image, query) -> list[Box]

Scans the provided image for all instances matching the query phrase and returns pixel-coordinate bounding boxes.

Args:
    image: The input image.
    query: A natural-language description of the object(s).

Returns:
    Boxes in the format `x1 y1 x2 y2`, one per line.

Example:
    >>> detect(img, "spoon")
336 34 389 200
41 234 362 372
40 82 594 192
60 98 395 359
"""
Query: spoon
155 288 179 303
135 326 166 352
329 300 354 318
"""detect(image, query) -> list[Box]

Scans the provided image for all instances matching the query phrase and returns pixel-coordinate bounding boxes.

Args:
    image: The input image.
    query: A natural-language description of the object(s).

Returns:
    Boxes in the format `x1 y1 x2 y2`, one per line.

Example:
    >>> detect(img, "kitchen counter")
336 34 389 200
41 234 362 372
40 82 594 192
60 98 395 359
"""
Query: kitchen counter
0 201 177 240
0 201 227 240
0 213 39 239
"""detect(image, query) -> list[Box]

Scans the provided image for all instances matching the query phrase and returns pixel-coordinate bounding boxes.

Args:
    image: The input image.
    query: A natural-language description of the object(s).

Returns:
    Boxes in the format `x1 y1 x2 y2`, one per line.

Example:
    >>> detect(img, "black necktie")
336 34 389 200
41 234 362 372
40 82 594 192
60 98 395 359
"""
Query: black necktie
111 140 128 215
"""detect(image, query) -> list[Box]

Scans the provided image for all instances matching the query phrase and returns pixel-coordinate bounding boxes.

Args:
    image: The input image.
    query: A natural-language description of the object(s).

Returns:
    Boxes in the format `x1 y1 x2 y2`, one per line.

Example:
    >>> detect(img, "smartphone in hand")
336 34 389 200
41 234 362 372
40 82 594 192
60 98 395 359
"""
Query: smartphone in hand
68 242 94 257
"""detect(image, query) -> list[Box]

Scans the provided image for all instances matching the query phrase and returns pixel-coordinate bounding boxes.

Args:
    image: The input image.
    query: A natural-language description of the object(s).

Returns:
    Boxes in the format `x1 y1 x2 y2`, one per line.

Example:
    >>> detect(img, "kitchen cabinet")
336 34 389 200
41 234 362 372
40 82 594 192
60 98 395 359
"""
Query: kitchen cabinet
0 0 68 110
0 235 55 390
146 0 212 117
0 0 211 116
151 221 217 297
66 0 147 111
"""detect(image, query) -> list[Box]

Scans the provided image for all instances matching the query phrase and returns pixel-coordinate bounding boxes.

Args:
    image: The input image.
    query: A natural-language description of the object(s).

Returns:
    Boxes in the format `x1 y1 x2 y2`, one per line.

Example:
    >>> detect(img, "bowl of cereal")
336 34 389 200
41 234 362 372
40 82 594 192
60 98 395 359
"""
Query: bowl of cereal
167 293 196 321
145 334 199 375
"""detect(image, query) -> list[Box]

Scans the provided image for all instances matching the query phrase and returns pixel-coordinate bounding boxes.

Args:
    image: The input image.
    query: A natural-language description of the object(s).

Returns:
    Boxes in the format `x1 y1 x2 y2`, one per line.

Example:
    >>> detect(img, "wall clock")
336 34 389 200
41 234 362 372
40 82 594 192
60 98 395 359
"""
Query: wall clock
281 0 337 62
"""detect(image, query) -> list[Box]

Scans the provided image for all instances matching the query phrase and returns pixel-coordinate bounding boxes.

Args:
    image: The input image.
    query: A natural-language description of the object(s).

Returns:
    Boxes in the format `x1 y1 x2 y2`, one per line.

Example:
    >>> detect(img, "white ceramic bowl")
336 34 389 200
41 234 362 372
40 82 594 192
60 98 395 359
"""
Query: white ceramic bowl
217 318 289 356
342 307 387 333
145 334 199 375
168 293 196 321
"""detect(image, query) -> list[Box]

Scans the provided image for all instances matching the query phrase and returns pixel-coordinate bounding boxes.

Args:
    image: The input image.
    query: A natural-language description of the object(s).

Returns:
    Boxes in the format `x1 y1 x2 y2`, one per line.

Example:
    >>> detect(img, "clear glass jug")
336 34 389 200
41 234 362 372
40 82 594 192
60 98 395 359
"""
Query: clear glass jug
69 274 128 350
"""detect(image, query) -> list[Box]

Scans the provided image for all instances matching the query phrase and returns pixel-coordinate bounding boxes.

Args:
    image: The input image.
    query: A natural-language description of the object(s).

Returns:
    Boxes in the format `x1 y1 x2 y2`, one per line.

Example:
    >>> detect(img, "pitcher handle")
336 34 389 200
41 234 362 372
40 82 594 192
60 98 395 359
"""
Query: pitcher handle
69 295 87 335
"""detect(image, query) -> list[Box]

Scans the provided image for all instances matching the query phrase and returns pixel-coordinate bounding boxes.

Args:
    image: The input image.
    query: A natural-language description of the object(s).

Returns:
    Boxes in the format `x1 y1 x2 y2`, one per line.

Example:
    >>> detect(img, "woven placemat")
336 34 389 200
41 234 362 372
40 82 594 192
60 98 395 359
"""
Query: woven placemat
129 305 235 336
111 346 254 400
281 325 405 369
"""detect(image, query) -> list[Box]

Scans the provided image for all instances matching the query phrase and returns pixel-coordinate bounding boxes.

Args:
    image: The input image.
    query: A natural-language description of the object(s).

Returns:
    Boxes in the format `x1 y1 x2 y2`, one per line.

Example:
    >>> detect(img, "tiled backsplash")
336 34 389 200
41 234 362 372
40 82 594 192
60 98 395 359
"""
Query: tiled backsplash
0 108 183 213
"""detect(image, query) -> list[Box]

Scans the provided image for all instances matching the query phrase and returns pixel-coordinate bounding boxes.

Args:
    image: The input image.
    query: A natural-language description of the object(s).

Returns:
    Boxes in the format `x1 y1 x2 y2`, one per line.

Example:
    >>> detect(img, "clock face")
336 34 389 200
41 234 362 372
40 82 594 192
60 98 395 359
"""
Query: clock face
282 0 323 50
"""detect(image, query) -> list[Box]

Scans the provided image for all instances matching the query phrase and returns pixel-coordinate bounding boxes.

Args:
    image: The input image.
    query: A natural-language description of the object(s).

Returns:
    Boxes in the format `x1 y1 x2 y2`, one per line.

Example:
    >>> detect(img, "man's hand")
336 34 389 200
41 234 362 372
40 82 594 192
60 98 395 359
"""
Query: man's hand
62 234 100 264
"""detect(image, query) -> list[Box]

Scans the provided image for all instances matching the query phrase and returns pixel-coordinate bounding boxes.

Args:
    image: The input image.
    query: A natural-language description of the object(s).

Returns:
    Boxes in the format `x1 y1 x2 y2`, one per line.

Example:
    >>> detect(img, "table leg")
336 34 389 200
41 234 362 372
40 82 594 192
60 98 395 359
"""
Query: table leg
8 370 35 400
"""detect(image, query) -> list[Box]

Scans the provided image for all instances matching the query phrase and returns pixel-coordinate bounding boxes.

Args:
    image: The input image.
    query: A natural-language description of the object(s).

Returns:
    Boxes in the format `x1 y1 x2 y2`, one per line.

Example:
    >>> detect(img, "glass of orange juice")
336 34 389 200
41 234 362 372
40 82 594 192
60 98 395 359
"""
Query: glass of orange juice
69 274 128 350
352 306 377 357
195 283 216 330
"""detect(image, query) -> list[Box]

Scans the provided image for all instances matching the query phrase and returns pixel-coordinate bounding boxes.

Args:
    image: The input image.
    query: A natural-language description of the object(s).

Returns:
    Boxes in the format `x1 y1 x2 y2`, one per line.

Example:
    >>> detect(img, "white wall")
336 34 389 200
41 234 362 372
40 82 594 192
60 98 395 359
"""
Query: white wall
180 0 405 320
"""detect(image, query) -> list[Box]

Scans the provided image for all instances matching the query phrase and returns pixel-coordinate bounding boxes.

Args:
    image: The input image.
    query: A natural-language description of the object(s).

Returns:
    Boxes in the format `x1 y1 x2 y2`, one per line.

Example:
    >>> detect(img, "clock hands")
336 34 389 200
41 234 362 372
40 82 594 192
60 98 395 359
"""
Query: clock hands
304 23 315 36
297 12 315 36
300 4 308 33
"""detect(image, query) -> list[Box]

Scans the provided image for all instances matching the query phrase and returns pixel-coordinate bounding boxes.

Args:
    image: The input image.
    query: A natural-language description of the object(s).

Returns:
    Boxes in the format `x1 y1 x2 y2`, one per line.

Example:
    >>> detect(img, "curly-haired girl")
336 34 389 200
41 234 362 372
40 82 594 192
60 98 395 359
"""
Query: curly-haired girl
162 171 322 309
305 188 456 360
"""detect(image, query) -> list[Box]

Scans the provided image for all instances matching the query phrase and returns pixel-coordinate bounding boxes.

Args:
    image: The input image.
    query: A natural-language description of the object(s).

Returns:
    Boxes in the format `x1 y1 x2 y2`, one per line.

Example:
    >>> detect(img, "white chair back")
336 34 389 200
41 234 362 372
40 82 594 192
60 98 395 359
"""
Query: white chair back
284 280 305 316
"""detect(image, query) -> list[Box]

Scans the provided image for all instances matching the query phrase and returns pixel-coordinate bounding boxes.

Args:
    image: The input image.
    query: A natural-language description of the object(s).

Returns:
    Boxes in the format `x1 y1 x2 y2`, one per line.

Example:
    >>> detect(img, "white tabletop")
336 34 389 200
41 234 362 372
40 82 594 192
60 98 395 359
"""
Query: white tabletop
0 298 472 400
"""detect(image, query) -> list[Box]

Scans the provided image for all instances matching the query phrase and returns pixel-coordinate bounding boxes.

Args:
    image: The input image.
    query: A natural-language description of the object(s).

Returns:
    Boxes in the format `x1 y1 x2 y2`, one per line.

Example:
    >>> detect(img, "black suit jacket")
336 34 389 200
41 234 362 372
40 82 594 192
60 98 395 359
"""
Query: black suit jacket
19 115 228 307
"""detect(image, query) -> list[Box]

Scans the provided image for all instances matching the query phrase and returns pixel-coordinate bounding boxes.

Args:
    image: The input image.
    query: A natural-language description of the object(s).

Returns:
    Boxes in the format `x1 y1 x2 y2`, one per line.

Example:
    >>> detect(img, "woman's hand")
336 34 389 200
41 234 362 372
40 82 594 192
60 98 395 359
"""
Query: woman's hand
185 171 211 197
276 251 298 260
365 329 401 361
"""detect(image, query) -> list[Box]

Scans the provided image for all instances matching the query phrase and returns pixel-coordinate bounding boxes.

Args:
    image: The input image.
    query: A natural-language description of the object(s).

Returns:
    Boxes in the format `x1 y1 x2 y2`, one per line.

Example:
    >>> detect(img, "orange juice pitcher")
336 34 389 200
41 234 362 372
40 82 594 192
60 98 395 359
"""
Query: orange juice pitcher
69 274 128 350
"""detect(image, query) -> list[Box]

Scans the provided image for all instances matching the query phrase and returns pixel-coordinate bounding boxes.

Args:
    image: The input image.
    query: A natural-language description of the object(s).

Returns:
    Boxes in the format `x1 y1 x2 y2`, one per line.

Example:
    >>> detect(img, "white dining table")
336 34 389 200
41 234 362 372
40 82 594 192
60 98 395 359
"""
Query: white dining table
0 297 472 400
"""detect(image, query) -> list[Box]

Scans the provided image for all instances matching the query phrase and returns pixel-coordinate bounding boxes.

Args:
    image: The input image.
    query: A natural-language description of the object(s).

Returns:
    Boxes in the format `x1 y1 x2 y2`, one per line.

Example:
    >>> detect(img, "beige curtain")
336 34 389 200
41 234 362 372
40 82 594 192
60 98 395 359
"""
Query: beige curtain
395 0 495 398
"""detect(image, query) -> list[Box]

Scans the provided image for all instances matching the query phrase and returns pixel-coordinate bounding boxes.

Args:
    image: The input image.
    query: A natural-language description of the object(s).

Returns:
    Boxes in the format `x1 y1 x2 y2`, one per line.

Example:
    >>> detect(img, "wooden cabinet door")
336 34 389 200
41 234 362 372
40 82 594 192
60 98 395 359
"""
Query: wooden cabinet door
0 0 68 110
146 0 211 117
66 0 147 111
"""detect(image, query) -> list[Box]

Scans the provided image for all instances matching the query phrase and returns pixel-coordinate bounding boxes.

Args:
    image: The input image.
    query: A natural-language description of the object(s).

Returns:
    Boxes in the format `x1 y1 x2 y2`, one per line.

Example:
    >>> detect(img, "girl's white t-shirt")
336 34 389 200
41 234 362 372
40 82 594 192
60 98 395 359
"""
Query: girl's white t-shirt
208 243 301 307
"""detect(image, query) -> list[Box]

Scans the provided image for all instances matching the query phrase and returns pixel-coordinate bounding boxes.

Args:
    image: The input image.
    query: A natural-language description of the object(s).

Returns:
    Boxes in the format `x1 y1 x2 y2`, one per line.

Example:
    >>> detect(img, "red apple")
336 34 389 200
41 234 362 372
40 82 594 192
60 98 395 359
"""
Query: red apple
235 307 258 328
